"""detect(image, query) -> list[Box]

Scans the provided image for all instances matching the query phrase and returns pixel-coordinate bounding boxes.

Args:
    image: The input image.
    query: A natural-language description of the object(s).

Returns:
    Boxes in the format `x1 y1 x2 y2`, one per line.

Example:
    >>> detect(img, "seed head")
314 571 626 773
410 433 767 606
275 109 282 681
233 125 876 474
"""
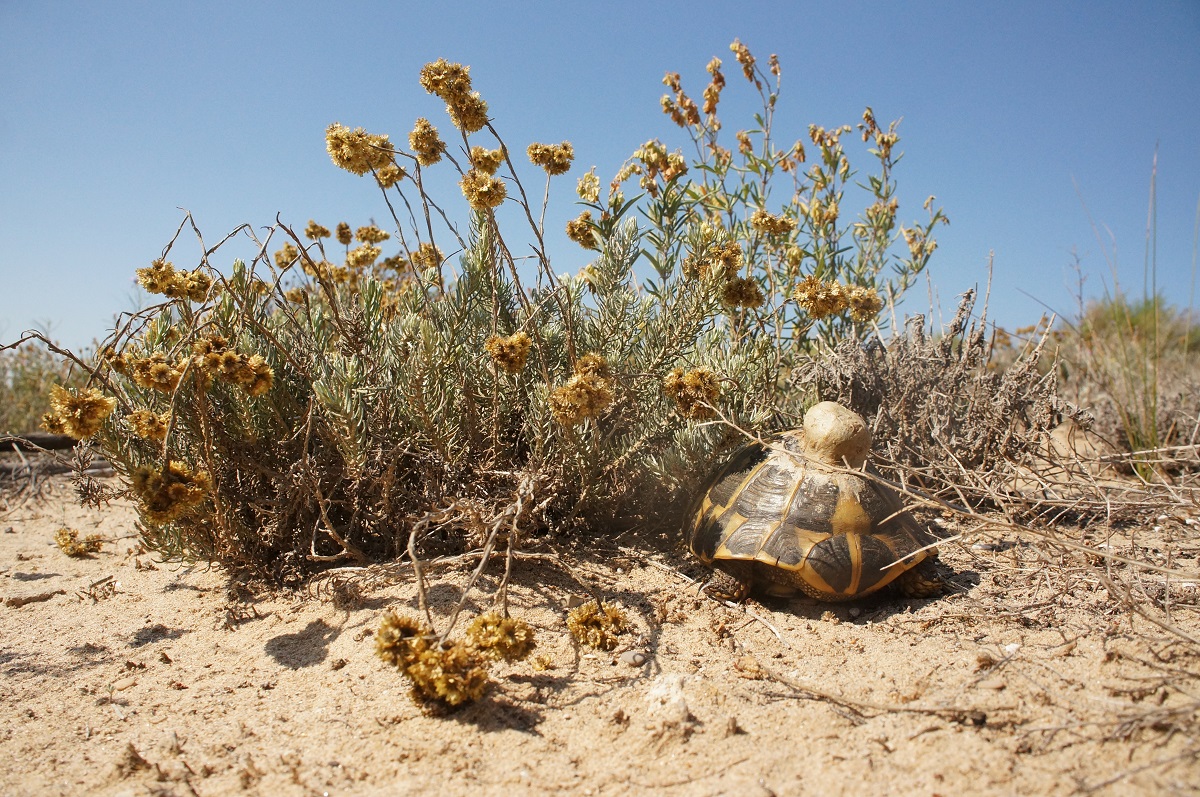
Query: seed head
130 461 212 525
721 277 765 309
325 123 395 176
663 367 721 420
304 221 331 240
466 612 536 662
565 211 597 250
484 332 532 373
526 141 574 176
409 118 445 167
567 602 629 650
793 276 848 319
44 385 116 439
127 409 169 442
460 169 507 210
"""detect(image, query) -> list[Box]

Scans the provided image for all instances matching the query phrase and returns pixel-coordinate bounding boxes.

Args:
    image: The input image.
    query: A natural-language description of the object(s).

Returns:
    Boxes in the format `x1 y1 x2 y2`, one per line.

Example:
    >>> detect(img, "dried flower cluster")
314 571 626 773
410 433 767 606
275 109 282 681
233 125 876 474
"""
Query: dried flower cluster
193 337 274 396
419 58 489 134
721 276 765 309
54 527 103 557
376 613 490 709
567 601 630 650
565 211 596 250
792 277 884 323
135 260 212 302
526 141 574 176
460 169 507 210
469 145 504 175
305 220 331 240
131 461 212 525
749 209 796 236
548 353 615 426
325 123 395 176
128 353 184 393
409 118 446 166
576 168 600 202
465 612 536 662
662 366 722 420
274 243 301 270
484 332 532 373
41 385 116 439
126 409 168 441
682 240 743 281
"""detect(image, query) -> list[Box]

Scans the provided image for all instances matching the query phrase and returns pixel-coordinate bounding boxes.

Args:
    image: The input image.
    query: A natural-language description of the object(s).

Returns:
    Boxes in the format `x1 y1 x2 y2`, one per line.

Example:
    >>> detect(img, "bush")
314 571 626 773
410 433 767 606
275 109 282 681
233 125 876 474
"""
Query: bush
38 44 948 580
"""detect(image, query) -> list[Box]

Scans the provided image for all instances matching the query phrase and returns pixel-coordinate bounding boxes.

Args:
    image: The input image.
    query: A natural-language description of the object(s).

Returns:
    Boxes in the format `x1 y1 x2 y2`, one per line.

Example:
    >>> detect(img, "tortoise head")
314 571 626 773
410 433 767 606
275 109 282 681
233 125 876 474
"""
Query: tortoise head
801 401 872 468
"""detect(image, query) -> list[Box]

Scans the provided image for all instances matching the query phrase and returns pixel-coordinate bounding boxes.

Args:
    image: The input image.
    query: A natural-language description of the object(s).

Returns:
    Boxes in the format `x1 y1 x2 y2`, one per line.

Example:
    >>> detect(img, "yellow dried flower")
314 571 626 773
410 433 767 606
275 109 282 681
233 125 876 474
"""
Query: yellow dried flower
39 411 67 435
846 285 884 322
526 141 574 176
749 209 797 236
565 211 597 250
130 461 212 525
55 528 103 557
447 93 489 134
347 244 382 269
376 612 433 670
575 352 610 378
721 277 765 309
44 385 116 439
305 220 331 240
375 162 406 188
730 38 757 83
284 287 308 303
411 243 443 272
465 612 536 662
576 168 600 202
484 332 532 374
136 260 179 296
409 118 445 167
567 601 629 651
662 366 721 420
335 222 353 246
460 169 507 210
354 225 390 245
703 57 725 116
325 123 396 176
549 355 614 427
405 642 491 709
469 146 504 175
419 58 474 105
793 276 849 319
183 269 212 302
130 354 184 393
274 243 300 271
127 409 169 442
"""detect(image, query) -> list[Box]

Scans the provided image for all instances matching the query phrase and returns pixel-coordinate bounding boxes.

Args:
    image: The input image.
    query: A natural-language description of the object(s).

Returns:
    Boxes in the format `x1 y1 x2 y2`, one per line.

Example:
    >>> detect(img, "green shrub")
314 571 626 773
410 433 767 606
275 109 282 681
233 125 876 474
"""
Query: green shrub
41 44 943 578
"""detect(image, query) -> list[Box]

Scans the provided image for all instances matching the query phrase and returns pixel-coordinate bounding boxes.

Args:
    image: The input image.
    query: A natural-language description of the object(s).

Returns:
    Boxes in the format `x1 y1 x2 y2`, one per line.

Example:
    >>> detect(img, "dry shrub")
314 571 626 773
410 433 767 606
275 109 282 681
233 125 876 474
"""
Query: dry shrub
803 289 1089 512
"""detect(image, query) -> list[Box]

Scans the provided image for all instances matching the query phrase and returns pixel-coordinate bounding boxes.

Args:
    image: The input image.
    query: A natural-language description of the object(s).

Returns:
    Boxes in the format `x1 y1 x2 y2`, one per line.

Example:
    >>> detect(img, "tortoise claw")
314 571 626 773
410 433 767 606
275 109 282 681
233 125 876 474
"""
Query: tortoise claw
703 568 752 603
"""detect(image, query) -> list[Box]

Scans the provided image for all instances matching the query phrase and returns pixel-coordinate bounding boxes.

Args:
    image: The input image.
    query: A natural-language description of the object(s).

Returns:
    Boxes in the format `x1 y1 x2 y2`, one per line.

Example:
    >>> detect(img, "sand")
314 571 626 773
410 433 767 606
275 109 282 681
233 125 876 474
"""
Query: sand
2 476 1197 796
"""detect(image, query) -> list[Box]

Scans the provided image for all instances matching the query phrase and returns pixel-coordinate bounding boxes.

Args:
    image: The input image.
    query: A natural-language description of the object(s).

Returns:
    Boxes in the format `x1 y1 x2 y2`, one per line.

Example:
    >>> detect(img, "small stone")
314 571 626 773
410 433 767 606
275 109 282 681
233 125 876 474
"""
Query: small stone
111 677 137 691
848 607 862 619
1003 643 1020 656
566 595 589 609
977 678 1007 691
619 650 646 667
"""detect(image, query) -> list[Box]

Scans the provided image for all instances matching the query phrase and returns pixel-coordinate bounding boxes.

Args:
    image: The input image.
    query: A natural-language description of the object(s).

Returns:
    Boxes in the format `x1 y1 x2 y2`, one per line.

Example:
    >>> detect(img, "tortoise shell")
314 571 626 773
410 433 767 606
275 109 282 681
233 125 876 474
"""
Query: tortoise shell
688 404 941 601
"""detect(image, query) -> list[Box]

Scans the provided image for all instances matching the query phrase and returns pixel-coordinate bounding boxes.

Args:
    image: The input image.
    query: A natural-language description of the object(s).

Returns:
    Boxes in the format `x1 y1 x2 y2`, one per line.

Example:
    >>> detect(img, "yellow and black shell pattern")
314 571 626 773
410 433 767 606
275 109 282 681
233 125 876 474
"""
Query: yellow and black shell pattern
689 431 937 601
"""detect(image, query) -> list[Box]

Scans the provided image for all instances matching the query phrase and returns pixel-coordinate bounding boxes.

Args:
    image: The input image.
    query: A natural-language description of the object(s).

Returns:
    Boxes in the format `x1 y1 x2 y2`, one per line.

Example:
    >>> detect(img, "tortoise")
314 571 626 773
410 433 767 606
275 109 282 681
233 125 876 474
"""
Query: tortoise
688 401 945 602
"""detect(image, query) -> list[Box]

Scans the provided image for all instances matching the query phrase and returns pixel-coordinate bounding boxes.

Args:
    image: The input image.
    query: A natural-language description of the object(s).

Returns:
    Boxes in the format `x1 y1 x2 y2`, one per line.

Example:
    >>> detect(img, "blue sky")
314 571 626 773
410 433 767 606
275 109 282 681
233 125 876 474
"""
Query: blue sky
2 0 1198 350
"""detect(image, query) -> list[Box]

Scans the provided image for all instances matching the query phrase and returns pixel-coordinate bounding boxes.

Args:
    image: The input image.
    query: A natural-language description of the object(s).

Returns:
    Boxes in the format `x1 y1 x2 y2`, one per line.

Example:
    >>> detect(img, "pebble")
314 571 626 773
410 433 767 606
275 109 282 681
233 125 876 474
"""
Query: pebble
111 677 137 692
977 678 1007 691
619 650 646 667
848 607 862 619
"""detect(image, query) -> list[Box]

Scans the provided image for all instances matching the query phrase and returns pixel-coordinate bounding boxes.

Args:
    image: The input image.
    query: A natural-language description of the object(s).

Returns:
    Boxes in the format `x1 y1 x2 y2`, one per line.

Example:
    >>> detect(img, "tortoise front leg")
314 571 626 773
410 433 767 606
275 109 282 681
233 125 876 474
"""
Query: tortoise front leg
703 561 755 602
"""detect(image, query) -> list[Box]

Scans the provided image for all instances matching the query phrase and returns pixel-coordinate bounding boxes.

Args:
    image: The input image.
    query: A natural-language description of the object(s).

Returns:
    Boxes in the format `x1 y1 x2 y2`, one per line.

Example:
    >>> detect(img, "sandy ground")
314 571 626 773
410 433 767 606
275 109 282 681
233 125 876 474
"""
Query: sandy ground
2 475 1198 797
